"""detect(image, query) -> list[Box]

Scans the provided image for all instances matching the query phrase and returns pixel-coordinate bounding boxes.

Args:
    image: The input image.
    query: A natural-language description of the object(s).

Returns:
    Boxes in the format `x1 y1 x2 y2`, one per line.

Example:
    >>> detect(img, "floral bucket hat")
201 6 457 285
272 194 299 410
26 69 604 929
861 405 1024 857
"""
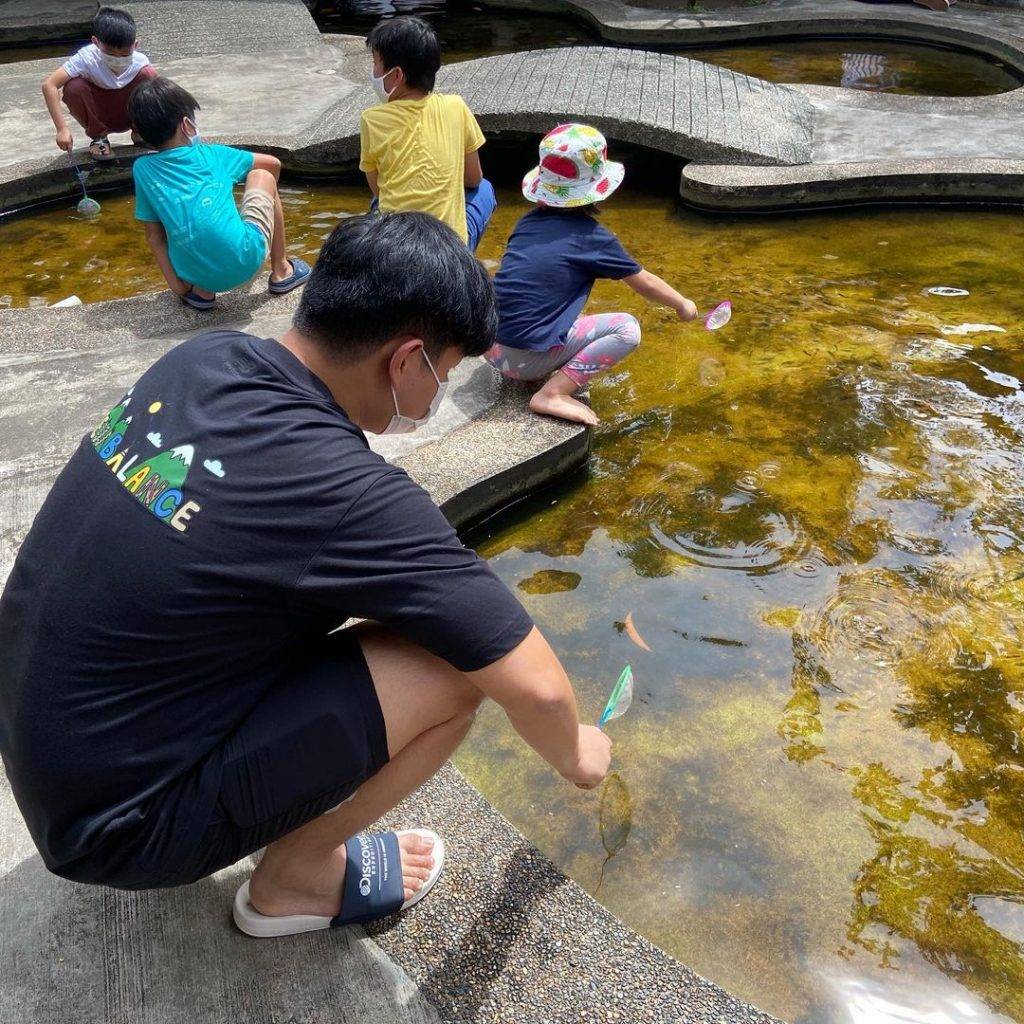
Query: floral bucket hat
522 123 625 208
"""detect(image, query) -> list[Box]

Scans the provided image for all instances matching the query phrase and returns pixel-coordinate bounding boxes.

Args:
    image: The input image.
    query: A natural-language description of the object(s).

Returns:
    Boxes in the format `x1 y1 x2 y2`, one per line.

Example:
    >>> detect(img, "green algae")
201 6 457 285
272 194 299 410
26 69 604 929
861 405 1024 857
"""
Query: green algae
518 569 582 595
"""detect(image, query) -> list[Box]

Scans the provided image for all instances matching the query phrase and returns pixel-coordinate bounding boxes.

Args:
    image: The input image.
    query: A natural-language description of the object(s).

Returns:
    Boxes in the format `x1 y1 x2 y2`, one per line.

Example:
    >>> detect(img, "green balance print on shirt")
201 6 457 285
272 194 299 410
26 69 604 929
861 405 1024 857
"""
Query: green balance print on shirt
91 388 213 533
132 144 264 293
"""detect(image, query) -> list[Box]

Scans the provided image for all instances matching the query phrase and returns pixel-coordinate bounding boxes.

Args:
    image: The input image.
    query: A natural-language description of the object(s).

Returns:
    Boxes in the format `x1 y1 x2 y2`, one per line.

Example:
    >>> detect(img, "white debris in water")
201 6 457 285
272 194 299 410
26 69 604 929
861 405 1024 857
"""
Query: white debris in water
940 323 1006 336
926 286 970 297
50 295 82 308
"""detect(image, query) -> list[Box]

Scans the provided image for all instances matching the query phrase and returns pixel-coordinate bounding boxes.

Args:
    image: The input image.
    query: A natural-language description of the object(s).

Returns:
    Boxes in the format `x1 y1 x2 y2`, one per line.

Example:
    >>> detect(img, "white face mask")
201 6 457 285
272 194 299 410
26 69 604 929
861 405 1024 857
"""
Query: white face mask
381 349 447 435
184 116 202 147
370 67 397 102
101 52 133 74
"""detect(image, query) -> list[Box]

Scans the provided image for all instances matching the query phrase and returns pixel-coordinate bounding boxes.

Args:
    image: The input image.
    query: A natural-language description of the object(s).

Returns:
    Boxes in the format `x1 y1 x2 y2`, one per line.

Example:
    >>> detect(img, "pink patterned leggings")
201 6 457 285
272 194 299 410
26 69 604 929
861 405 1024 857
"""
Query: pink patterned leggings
484 312 641 387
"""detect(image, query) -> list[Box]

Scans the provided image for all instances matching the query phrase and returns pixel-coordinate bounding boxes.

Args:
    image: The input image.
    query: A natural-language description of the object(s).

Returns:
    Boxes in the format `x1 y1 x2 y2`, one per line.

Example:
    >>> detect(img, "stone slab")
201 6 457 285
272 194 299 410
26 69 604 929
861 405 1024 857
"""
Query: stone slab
293 46 815 169
680 155 1024 209
0 0 95 45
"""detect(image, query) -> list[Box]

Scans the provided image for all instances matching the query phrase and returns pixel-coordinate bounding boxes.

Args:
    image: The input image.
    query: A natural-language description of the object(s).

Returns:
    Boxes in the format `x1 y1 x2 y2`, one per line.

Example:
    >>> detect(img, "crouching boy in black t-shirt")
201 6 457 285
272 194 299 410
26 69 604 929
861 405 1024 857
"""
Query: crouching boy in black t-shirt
0 212 611 936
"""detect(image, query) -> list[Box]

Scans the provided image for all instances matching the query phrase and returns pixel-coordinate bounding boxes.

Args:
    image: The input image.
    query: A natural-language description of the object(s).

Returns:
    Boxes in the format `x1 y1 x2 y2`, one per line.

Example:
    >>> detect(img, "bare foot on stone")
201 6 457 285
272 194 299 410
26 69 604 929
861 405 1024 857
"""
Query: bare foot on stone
248 832 436 919
530 390 599 426
529 370 599 426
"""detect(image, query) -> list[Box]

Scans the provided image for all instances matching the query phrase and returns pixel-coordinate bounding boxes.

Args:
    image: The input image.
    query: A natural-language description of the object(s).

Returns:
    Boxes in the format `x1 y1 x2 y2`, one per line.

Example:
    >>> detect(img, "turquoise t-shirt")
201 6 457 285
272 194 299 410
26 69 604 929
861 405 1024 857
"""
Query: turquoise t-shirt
133 144 264 293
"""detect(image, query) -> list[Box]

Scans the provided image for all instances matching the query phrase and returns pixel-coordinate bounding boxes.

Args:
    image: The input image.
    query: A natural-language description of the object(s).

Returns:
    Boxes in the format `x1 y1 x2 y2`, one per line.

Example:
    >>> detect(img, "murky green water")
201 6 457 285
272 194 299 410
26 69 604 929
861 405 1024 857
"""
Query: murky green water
311 0 1020 95
687 39 1021 96
460 196 1024 1024
4 177 1024 1024
0 44 76 65
0 185 369 308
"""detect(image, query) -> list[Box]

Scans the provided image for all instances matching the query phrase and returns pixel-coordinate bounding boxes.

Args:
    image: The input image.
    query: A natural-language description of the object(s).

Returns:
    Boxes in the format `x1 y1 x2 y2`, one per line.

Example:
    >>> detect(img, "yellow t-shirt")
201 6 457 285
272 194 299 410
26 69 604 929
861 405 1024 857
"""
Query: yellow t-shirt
359 93 485 244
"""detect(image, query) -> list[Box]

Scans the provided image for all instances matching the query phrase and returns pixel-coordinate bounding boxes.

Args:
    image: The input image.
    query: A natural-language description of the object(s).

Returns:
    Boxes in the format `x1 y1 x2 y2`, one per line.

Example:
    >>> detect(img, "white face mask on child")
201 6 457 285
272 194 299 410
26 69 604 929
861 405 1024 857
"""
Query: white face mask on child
381 349 448 435
184 116 202 147
102 53 133 74
370 67 398 102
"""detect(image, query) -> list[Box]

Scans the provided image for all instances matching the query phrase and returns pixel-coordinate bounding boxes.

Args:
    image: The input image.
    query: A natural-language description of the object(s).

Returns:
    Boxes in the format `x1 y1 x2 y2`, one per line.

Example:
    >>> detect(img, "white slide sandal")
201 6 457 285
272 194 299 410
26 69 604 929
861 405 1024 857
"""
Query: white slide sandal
232 828 444 938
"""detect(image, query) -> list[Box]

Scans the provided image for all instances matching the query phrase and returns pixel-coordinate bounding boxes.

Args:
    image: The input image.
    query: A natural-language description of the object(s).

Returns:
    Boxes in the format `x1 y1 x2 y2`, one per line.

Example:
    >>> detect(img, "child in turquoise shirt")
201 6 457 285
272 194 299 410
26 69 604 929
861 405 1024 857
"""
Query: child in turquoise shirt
129 77 310 310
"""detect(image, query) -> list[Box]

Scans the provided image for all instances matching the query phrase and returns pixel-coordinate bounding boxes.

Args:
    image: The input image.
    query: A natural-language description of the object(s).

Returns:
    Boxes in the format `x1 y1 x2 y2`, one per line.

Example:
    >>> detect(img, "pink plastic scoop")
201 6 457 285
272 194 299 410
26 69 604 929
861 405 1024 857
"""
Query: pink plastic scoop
703 300 732 331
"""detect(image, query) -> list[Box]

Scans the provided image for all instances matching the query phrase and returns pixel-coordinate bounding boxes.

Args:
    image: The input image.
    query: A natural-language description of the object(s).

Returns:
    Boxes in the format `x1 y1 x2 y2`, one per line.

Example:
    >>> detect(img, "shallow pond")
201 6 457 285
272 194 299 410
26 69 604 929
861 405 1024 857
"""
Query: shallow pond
458 198 1024 1024
4 174 1024 1024
311 0 1021 95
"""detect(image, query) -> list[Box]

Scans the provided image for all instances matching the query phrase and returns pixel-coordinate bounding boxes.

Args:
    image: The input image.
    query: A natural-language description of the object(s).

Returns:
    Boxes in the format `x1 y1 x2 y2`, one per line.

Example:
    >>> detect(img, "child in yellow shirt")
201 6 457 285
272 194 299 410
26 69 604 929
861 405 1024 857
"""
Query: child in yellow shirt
359 17 495 251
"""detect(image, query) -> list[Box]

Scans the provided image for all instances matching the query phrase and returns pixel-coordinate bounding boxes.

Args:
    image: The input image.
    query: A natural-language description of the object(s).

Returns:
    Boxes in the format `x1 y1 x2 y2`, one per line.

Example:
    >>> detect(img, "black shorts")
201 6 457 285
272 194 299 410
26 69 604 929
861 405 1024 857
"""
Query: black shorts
71 630 389 889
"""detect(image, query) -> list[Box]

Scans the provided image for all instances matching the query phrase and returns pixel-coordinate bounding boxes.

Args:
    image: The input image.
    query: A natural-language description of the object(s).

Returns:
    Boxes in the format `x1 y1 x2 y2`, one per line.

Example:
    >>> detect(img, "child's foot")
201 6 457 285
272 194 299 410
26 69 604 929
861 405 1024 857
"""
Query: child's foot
268 257 311 295
181 288 216 311
530 389 599 427
88 137 113 160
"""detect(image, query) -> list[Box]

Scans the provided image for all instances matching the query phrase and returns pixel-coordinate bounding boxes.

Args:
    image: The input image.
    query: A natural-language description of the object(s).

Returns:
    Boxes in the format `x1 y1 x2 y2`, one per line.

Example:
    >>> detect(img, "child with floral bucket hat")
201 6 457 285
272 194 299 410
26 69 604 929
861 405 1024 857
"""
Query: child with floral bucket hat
486 123 699 425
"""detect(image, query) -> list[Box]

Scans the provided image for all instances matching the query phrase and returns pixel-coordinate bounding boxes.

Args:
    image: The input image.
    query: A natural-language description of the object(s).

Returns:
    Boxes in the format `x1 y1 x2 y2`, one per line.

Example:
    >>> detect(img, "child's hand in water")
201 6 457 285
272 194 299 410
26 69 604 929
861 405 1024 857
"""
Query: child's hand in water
565 724 613 790
676 298 699 323
55 127 73 153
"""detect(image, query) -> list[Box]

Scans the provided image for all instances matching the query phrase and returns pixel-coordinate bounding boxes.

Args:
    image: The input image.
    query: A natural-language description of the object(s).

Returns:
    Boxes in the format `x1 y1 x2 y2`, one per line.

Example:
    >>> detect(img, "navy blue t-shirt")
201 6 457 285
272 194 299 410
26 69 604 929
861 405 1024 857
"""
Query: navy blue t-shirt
494 207 642 351
0 330 533 874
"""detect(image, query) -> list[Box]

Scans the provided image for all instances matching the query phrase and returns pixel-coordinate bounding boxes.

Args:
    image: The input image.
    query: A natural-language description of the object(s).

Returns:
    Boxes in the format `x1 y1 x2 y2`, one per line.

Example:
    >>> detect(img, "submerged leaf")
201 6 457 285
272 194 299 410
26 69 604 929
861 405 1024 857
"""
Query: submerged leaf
624 611 652 652
599 772 632 860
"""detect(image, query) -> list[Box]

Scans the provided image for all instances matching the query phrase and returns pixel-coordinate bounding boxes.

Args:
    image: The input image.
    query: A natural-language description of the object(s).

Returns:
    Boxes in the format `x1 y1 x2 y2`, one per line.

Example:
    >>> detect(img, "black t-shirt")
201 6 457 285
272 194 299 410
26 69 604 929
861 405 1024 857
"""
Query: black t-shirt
0 330 533 872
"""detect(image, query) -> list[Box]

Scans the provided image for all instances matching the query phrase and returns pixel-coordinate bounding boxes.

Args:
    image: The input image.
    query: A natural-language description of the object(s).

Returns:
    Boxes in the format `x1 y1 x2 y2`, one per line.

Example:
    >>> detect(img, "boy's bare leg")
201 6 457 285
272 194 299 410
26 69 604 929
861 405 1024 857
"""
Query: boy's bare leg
247 624 483 918
244 168 293 283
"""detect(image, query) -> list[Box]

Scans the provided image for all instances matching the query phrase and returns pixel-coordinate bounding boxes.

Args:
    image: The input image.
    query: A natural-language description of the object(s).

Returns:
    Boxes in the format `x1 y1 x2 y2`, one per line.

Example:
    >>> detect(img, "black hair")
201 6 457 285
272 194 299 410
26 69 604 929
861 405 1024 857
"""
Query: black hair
366 16 441 93
129 77 200 148
93 7 136 48
294 212 497 362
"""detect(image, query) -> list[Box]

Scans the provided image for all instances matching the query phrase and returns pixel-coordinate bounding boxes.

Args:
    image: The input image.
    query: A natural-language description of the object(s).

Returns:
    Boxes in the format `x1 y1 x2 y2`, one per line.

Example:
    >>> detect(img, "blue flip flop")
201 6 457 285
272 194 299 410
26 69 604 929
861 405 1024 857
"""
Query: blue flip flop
232 828 444 938
268 257 311 295
181 289 215 311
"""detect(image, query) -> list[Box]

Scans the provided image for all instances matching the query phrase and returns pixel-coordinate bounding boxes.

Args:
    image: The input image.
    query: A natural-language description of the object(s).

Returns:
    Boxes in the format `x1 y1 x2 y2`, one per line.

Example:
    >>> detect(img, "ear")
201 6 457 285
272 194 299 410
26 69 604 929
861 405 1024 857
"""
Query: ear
91 35 100 47
387 337 425 381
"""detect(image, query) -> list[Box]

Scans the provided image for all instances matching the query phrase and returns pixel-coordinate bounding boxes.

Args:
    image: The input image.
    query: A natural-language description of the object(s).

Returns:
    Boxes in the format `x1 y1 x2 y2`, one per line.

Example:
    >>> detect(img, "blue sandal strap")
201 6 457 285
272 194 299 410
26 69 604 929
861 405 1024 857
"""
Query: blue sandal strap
331 832 405 927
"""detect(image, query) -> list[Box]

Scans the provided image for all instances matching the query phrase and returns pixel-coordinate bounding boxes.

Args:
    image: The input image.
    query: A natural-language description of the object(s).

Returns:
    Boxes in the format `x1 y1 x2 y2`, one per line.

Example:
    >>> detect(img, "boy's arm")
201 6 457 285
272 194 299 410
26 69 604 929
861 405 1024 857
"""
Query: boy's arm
142 221 188 295
364 170 379 197
624 268 699 322
467 626 612 789
464 150 483 189
42 68 73 152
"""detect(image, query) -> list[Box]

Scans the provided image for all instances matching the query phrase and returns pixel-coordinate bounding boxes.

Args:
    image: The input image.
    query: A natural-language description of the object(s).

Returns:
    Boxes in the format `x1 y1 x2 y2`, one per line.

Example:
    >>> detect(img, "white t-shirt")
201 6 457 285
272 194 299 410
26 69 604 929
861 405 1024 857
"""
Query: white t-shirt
62 43 152 90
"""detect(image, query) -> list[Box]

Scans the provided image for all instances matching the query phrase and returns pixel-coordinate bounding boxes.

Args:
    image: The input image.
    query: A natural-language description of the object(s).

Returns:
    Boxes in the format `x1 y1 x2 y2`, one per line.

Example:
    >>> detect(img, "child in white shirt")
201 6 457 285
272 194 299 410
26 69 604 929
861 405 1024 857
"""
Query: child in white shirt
42 6 156 160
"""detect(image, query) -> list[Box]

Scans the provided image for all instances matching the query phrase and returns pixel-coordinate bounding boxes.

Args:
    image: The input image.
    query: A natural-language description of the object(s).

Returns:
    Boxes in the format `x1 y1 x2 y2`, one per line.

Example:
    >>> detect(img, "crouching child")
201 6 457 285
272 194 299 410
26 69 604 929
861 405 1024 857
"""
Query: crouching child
129 77 310 311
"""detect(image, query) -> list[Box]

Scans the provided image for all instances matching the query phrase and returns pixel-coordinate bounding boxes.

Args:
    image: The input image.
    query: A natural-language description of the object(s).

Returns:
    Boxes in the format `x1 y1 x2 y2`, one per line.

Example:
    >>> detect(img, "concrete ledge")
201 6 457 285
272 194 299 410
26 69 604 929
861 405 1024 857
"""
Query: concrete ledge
680 156 1024 210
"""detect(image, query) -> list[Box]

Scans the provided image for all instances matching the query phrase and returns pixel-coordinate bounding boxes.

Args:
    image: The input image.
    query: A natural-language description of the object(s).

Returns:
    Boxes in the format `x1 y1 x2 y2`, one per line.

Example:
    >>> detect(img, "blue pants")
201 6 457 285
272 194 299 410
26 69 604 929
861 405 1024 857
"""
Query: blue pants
465 179 496 252
369 178 496 252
